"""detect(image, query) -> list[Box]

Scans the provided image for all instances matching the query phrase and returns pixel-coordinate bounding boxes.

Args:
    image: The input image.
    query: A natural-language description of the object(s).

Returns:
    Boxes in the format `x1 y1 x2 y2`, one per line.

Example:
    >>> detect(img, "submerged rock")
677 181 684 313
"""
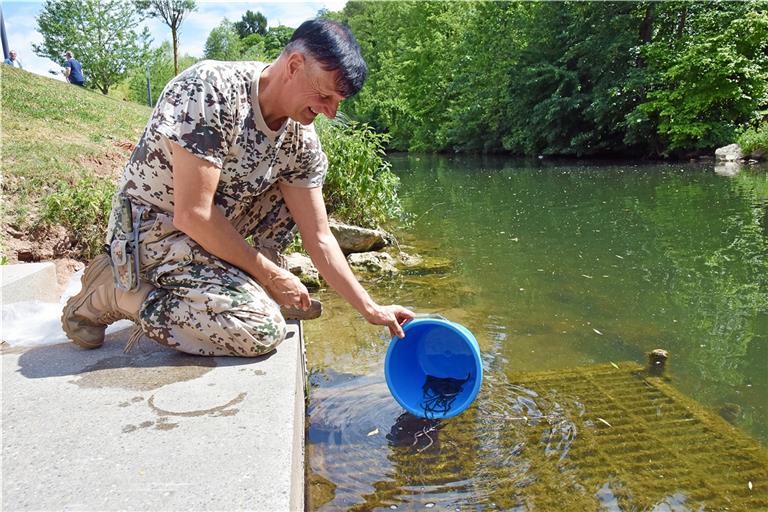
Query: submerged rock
284 252 322 289
330 221 391 254
402 255 453 275
397 251 423 267
347 252 399 274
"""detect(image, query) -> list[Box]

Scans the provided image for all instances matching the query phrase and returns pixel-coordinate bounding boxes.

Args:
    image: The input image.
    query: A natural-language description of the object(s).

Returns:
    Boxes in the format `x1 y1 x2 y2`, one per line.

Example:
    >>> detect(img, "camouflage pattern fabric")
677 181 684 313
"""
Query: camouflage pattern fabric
105 60 328 356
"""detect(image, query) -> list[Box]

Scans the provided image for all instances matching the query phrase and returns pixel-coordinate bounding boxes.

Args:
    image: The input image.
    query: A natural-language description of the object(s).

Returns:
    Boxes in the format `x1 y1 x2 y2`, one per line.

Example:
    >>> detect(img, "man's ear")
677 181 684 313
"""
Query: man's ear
286 52 306 80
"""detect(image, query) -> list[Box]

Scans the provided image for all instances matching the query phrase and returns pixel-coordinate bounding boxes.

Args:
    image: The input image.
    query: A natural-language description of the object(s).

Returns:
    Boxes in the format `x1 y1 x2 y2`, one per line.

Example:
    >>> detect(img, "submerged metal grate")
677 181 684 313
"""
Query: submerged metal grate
503 363 768 511
306 363 768 511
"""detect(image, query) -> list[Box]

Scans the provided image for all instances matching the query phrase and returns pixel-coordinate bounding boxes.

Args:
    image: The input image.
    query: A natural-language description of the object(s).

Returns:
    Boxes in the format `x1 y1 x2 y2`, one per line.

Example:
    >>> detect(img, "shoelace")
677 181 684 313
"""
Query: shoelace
123 325 145 353
96 311 144 353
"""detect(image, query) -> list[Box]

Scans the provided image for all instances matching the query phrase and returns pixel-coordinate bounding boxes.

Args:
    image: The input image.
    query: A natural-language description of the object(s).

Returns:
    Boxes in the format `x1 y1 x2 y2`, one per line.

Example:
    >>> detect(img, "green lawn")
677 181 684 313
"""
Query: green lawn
1 66 151 258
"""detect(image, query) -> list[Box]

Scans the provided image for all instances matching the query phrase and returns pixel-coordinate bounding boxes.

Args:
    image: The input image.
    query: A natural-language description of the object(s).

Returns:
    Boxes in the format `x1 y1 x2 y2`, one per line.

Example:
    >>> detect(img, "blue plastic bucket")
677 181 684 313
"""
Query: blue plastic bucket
385 317 483 419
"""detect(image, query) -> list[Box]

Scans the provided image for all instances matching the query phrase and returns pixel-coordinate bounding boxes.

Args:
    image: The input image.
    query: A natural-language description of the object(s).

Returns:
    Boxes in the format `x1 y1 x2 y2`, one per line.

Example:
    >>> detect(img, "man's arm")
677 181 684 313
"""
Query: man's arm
279 182 414 338
170 142 311 309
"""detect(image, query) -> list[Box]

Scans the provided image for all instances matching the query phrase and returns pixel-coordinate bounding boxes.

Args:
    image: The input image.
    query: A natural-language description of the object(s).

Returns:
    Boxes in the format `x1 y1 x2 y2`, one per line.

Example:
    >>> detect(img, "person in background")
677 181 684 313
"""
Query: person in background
62 51 84 86
4 50 23 68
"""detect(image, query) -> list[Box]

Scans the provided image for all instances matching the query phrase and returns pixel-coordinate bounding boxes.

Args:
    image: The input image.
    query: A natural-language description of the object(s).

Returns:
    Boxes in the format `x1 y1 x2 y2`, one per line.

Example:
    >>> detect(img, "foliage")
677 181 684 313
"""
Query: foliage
333 0 768 157
262 25 295 58
315 116 402 228
135 0 197 75
234 10 267 38
638 5 768 153
737 121 768 156
127 41 198 106
204 20 242 60
41 176 116 259
33 0 150 94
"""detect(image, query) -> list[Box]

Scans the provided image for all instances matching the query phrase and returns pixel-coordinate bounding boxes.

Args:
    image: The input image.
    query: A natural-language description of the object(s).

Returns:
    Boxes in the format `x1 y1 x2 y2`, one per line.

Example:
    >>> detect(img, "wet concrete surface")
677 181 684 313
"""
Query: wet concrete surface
2 322 305 511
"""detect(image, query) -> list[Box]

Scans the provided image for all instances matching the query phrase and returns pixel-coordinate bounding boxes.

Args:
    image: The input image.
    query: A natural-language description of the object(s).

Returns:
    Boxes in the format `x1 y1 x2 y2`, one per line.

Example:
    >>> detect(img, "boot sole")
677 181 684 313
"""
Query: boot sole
281 299 323 321
61 255 110 349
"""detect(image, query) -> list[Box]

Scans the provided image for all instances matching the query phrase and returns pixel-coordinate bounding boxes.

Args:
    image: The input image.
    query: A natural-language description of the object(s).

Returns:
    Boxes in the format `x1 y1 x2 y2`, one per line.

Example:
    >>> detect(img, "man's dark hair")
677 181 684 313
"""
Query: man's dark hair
285 18 367 98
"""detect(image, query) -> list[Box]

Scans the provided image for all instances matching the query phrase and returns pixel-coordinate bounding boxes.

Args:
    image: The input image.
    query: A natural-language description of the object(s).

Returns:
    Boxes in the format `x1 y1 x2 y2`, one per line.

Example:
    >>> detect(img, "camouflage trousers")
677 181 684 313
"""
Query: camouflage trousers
120 183 296 357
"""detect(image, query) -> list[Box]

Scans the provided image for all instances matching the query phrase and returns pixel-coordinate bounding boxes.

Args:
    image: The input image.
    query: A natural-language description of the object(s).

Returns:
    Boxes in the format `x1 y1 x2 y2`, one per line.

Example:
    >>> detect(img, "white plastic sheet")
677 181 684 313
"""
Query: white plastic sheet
1 270 132 347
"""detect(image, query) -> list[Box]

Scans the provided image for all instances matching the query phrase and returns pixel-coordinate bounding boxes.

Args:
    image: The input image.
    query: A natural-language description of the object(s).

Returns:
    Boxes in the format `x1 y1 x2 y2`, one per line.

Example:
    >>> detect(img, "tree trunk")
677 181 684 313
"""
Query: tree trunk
636 2 655 68
172 25 179 76
676 5 688 40
639 2 654 45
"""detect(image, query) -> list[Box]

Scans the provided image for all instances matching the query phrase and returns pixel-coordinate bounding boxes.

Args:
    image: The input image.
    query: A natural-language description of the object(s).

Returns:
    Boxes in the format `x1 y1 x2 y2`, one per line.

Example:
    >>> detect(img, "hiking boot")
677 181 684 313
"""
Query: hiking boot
280 299 323 321
61 254 153 349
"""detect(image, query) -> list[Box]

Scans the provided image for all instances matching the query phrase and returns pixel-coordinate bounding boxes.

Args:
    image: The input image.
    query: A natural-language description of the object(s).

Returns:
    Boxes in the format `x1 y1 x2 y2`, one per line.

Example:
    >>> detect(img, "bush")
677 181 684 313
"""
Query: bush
316 116 403 229
737 122 768 156
41 176 116 259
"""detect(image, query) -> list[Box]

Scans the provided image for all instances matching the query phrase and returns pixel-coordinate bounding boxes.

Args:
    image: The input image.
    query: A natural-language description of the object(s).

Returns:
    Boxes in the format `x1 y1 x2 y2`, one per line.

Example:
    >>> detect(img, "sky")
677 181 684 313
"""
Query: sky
2 0 348 81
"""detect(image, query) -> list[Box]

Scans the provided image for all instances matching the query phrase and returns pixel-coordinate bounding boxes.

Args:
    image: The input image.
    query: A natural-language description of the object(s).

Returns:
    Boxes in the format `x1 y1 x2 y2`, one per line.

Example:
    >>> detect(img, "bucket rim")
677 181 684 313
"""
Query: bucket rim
385 318 483 419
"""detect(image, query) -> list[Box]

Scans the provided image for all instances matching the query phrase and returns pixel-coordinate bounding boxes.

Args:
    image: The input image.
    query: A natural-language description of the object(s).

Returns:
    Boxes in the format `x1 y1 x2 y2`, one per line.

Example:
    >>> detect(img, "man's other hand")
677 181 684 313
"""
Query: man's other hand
266 268 312 310
364 304 415 339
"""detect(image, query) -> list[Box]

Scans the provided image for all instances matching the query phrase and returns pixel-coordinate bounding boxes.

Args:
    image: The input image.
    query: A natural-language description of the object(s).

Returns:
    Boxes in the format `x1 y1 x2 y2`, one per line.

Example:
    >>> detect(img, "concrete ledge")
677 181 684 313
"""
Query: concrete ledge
2 321 305 511
1 262 59 304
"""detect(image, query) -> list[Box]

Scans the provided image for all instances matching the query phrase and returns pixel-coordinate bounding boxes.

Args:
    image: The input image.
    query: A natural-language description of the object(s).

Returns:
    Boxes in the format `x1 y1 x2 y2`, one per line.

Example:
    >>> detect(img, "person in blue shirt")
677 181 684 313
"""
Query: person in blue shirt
4 50 23 69
62 51 84 86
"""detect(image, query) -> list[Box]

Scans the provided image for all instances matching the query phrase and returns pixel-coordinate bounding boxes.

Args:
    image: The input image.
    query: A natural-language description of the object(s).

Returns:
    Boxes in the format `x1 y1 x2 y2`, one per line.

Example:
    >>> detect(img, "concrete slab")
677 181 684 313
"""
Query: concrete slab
2 321 306 511
1 262 59 304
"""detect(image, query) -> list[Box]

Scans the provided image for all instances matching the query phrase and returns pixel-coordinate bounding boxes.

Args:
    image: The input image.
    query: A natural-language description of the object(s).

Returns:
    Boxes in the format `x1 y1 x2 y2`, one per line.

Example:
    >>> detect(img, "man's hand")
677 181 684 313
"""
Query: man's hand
363 304 415 339
264 267 312 310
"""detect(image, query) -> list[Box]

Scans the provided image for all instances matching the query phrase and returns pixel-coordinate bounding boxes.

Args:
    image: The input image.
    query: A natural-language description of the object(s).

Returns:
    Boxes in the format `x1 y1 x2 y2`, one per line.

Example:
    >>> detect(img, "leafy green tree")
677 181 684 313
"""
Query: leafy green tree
340 1 471 151
134 0 197 76
262 25 295 58
240 34 269 61
204 20 242 60
128 41 197 106
33 0 150 94
234 10 267 38
333 0 768 156
637 4 768 152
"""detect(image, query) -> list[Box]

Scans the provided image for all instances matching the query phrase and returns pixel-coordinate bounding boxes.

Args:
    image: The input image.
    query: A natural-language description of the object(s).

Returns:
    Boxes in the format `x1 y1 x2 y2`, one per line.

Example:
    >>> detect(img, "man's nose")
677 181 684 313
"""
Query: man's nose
323 99 339 119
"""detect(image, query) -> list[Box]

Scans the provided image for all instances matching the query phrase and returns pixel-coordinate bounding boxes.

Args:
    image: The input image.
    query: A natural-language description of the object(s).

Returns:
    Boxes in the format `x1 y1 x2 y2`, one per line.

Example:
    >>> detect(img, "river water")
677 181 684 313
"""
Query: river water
305 156 768 511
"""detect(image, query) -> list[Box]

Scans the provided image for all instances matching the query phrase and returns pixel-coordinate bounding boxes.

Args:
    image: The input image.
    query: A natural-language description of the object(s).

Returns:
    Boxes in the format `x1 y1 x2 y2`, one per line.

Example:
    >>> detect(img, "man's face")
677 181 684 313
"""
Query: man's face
9 51 16 61
288 55 345 125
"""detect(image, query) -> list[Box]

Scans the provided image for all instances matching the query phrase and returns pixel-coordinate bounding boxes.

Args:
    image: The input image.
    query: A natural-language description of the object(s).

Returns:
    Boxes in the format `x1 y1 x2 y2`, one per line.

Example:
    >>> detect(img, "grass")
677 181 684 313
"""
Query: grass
1 66 151 256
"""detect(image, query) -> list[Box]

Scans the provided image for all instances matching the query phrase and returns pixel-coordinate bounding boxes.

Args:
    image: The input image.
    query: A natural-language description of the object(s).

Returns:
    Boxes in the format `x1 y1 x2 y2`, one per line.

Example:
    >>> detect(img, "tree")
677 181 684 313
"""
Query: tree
204 20 242 60
34 0 150 94
262 25 295 58
636 4 768 152
135 0 197 76
128 41 198 106
234 10 267 39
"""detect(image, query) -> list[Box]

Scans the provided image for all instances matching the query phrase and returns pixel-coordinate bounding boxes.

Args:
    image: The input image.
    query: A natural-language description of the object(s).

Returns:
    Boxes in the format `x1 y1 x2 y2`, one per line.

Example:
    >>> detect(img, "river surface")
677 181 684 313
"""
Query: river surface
304 156 768 511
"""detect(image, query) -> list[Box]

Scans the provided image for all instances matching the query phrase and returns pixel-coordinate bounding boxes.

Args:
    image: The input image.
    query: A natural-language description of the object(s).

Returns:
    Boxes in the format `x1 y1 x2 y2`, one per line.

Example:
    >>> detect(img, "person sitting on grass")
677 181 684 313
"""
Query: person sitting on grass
62 18 414 357
61 51 84 86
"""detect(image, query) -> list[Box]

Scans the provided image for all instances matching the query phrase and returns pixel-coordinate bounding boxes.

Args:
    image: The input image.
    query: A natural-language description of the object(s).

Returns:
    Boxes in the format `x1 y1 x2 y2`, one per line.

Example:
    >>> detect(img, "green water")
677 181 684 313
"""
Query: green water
305 156 768 511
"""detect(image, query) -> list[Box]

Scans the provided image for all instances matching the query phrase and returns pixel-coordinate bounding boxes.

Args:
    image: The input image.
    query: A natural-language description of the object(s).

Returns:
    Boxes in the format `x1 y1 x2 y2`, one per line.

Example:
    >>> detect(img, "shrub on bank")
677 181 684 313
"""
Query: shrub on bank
41 176 116 260
737 122 768 156
315 116 403 229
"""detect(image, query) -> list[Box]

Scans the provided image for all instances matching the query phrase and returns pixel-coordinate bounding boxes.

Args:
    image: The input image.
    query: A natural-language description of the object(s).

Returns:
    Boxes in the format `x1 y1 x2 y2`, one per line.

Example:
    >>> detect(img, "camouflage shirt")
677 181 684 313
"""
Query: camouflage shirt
108 60 328 239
